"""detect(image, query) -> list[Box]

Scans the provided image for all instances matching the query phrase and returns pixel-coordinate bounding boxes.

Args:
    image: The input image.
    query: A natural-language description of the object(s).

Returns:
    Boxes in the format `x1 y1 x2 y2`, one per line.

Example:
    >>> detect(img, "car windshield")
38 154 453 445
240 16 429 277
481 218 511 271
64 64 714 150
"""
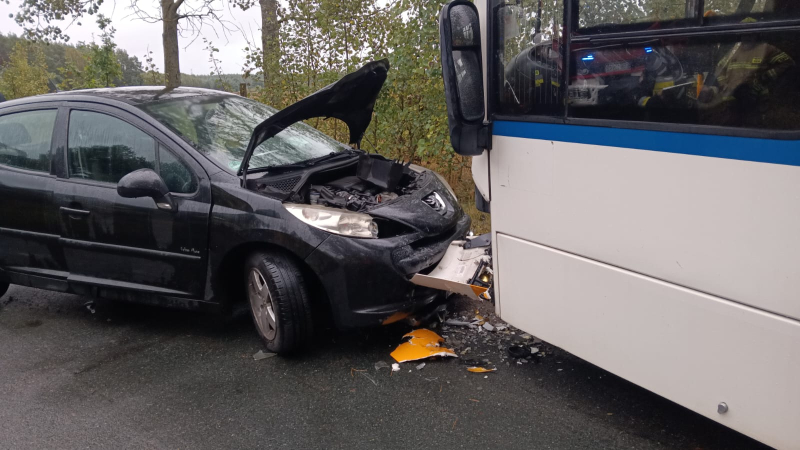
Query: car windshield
138 95 345 172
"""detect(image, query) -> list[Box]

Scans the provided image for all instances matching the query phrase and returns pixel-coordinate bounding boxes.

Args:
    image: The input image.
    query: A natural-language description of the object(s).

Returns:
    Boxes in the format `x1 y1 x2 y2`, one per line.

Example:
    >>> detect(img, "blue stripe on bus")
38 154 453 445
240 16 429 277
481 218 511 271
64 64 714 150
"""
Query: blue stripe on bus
493 121 800 166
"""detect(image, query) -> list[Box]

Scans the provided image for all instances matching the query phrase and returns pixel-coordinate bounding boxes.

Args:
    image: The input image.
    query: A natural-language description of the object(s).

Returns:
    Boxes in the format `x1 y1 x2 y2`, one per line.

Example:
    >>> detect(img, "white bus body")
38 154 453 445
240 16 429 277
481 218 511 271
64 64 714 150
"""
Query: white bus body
439 1 800 448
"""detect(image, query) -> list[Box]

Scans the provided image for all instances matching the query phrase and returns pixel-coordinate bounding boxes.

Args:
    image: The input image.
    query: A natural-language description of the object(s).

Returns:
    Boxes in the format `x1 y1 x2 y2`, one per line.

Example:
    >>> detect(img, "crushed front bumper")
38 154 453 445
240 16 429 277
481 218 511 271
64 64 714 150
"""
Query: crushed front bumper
304 213 471 328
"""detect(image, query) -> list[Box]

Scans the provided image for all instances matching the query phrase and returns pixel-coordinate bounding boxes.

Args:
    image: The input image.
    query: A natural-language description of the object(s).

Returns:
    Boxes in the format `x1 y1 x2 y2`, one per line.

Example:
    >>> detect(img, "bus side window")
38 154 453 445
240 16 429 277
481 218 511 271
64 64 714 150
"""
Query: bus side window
567 0 800 131
577 0 800 32
568 32 799 131
495 0 565 116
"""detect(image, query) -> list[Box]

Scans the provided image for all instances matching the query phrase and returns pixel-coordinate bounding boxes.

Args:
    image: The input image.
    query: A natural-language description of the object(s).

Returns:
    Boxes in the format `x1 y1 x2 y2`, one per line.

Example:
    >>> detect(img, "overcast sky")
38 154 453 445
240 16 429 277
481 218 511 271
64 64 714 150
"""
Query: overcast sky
1 0 259 74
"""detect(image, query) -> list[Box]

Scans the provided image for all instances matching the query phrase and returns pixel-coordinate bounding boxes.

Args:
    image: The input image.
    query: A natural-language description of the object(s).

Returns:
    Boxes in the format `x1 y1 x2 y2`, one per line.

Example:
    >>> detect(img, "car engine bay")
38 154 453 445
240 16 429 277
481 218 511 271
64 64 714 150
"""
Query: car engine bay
248 153 424 213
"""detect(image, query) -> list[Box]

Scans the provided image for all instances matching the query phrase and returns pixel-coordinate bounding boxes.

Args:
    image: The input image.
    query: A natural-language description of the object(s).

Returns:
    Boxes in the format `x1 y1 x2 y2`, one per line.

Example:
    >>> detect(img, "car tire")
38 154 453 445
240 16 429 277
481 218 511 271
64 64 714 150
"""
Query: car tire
245 251 313 354
0 282 8 299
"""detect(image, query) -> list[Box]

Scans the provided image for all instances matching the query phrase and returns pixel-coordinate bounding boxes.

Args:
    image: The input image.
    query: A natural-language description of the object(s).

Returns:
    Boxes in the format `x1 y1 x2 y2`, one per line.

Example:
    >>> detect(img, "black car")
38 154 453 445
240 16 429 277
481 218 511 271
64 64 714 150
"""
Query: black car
0 60 470 353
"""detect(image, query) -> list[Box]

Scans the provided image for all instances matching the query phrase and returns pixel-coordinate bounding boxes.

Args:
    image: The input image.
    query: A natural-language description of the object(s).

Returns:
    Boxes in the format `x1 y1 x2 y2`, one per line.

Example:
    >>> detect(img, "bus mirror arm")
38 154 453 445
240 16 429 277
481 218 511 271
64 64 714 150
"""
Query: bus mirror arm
478 122 492 150
439 1 489 157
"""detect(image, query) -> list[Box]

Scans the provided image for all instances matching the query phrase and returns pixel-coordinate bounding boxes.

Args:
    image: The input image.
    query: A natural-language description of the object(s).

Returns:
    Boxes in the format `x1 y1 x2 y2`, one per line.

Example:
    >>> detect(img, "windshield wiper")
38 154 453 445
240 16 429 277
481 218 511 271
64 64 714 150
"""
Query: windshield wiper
264 149 361 172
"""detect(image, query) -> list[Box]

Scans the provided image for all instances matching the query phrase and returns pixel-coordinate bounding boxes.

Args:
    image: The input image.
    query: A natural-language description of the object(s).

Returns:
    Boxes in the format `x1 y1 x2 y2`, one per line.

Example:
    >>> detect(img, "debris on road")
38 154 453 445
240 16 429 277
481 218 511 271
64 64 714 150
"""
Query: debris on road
360 371 378 386
84 301 96 314
436 296 559 375
391 363 400 372
382 311 410 325
416 362 426 370
253 350 277 361
390 329 457 363
374 361 390 371
444 319 475 327
507 345 531 359
467 366 497 373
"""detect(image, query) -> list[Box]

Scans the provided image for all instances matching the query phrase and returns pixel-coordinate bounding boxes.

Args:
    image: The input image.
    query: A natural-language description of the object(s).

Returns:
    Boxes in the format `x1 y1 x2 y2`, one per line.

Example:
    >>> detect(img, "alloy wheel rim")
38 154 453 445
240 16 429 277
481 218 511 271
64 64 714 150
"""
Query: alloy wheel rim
248 268 277 340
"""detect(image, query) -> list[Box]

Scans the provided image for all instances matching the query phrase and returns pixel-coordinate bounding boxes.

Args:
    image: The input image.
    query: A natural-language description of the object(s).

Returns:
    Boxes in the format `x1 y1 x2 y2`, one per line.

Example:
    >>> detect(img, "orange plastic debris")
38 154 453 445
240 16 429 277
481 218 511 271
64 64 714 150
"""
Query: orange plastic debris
467 367 496 373
390 329 457 363
470 285 489 298
382 311 410 325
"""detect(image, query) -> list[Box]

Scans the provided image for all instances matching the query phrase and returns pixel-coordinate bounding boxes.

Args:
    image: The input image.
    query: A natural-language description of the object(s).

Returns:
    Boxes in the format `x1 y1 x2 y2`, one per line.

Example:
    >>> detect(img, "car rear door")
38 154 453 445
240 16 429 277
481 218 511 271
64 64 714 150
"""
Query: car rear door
0 105 68 286
52 103 211 298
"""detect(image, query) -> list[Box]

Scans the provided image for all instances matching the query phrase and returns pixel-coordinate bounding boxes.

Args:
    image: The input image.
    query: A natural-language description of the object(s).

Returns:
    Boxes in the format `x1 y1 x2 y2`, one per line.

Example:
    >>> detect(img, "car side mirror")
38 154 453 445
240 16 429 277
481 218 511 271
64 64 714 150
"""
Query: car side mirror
117 169 173 210
439 1 489 156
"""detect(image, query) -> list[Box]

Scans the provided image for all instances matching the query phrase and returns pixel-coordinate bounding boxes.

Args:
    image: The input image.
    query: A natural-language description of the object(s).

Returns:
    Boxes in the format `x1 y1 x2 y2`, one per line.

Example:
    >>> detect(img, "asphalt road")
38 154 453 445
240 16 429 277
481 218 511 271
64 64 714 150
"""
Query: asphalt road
0 285 770 450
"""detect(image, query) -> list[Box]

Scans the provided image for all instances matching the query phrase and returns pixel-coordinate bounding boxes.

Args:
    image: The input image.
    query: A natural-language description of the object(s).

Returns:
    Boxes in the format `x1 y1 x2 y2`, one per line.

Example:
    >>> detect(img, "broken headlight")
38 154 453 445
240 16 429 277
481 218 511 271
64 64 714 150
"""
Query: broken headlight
285 204 378 239
409 164 457 201
431 171 457 201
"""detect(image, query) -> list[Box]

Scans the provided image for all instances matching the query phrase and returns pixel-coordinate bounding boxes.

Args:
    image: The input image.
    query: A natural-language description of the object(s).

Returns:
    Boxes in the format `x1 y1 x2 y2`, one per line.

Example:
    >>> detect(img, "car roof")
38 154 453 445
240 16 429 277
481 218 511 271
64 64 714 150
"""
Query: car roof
0 86 238 108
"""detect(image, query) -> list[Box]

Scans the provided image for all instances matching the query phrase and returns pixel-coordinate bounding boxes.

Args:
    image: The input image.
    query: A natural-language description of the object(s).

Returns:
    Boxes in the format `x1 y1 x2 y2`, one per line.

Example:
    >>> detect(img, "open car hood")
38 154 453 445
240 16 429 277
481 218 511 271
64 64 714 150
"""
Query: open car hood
238 59 389 176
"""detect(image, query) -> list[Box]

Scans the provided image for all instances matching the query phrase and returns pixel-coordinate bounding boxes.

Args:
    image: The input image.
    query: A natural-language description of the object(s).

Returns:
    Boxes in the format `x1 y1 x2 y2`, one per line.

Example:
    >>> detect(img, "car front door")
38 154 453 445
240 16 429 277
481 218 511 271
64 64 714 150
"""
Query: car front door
53 104 211 298
0 106 68 286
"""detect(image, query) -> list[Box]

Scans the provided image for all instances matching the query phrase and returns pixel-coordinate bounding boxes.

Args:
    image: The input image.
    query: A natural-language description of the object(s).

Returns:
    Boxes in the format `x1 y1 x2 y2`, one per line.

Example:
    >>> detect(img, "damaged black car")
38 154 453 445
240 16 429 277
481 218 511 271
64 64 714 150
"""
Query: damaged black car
0 60 470 353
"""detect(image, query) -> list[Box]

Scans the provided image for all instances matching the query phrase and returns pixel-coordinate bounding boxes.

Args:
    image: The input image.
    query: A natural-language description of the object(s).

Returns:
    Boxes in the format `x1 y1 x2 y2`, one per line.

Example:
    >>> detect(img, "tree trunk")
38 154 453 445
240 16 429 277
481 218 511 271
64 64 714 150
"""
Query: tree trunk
162 0 182 89
259 0 279 104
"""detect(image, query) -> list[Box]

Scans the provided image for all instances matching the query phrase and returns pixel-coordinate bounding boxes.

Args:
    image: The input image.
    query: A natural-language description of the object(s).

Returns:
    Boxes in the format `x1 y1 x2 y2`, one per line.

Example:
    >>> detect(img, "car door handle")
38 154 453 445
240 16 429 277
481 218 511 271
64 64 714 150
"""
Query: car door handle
60 207 91 219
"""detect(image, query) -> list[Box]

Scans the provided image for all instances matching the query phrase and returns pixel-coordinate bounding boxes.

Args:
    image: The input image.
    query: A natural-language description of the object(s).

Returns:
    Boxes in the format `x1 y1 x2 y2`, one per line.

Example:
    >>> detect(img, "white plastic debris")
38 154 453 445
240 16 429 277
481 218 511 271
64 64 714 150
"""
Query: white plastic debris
530 347 540 354
521 333 533 340
374 361 390 371
253 350 276 361
416 362 426 370
444 319 473 327
391 363 400 372
360 372 378 386
482 323 495 332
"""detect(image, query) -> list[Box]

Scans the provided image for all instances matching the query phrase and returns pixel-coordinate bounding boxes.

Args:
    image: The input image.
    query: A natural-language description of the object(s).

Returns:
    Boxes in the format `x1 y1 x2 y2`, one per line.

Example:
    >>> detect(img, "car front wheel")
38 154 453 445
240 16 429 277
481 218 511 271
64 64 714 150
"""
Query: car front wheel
245 251 313 354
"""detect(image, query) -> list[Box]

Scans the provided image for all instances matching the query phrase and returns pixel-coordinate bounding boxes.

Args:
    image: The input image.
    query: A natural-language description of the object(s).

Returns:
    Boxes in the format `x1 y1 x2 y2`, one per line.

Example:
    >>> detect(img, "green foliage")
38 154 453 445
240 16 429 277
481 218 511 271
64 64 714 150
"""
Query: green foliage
0 41 51 99
116 49 144 86
13 0 104 42
142 49 162 85
0 33 143 91
81 15 122 88
57 58 83 91
203 38 233 92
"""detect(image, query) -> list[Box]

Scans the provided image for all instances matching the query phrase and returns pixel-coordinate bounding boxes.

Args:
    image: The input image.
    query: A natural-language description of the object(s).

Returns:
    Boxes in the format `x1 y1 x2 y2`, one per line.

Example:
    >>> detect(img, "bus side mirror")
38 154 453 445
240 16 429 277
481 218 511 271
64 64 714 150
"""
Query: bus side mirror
439 1 489 156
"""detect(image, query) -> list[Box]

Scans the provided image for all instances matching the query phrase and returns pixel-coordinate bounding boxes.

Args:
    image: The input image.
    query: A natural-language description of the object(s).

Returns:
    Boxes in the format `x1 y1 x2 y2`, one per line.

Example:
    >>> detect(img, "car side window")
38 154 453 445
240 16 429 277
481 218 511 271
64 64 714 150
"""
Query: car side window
68 110 156 183
159 144 197 193
0 109 57 172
